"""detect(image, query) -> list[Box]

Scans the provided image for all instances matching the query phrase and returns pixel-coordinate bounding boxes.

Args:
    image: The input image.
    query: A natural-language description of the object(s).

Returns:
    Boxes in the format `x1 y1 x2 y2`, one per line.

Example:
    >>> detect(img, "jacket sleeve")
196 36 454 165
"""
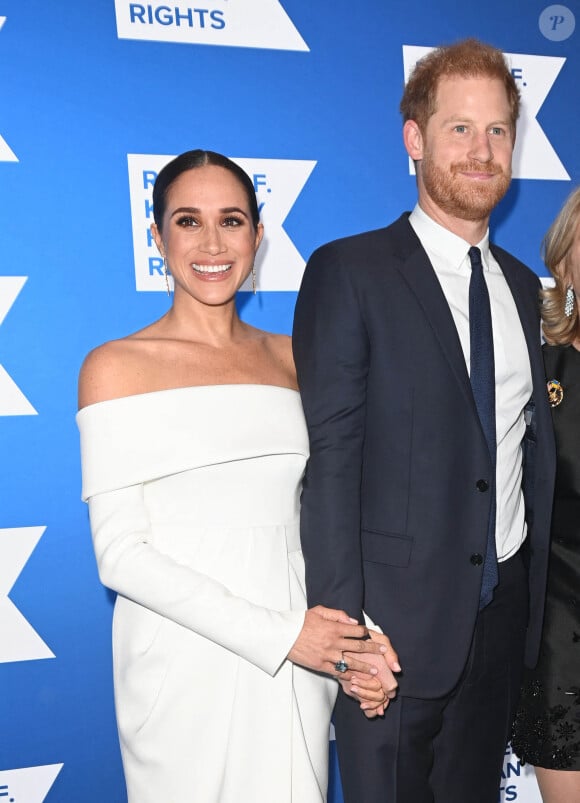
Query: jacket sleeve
293 242 369 622
87 482 305 677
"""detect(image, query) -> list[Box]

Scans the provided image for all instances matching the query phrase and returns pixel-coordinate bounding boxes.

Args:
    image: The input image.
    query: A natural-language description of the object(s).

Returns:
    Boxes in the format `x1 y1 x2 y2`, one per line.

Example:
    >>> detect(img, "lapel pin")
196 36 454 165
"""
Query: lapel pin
547 379 564 408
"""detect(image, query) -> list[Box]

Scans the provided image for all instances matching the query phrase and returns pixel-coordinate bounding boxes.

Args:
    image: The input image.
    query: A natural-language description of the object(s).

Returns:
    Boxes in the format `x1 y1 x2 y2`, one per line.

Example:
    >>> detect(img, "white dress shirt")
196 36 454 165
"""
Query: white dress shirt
409 204 532 561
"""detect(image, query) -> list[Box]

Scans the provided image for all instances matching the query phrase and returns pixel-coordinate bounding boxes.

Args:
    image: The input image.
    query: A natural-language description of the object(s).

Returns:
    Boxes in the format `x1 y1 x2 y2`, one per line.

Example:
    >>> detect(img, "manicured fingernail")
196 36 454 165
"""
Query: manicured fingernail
370 667 378 674
380 646 387 652
348 617 358 623
393 662 401 672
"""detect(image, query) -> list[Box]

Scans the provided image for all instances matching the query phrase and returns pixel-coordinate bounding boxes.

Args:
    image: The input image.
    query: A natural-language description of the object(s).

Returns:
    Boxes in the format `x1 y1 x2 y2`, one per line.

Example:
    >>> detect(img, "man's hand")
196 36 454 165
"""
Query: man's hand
339 675 389 718
343 631 400 716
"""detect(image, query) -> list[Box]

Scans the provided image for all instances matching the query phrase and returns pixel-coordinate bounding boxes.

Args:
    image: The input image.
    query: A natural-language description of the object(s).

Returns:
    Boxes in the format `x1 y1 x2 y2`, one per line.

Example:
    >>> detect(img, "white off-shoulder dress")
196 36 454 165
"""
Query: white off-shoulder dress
77 384 337 803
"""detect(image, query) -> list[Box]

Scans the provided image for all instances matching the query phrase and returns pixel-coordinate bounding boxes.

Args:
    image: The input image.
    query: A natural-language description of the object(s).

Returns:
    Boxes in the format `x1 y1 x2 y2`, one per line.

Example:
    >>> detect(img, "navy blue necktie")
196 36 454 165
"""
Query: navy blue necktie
468 246 498 608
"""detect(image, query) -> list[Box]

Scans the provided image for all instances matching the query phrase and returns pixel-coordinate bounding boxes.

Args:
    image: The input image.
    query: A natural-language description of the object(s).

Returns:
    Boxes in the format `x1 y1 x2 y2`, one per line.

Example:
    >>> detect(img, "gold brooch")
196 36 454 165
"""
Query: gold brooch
547 379 564 407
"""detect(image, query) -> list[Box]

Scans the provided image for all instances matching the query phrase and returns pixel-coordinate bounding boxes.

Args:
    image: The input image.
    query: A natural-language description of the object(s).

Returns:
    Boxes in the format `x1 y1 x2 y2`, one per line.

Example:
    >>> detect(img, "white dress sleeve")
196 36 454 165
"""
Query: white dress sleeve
88 482 304 677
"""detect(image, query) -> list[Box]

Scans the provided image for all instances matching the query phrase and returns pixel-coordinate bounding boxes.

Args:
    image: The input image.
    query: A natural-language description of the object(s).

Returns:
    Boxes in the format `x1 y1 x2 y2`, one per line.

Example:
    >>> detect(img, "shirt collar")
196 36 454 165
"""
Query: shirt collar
409 203 493 272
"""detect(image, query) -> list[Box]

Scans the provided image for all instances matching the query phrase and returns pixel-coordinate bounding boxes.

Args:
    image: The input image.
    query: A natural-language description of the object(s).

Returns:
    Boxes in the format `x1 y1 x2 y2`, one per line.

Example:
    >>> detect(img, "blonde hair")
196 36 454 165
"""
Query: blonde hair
541 187 580 345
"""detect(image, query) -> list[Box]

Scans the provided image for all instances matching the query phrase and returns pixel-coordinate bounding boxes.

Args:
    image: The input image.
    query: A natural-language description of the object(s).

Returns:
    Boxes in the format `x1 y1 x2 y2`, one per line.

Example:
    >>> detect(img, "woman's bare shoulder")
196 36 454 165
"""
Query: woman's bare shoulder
263 331 292 354
261 332 297 389
78 337 154 409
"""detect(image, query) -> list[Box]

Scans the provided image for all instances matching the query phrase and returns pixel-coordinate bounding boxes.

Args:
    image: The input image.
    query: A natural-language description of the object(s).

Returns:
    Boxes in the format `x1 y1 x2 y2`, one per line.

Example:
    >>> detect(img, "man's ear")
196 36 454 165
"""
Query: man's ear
403 119 424 161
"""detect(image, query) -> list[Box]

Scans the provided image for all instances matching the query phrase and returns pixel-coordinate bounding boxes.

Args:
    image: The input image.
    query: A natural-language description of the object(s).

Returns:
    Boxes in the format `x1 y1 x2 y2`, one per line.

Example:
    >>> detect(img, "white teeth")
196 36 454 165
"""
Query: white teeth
191 263 232 274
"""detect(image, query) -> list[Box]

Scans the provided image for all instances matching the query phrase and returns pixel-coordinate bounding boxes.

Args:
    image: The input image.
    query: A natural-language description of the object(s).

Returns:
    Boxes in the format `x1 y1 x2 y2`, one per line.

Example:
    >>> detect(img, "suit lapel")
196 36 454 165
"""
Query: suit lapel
391 218 478 415
389 217 543 420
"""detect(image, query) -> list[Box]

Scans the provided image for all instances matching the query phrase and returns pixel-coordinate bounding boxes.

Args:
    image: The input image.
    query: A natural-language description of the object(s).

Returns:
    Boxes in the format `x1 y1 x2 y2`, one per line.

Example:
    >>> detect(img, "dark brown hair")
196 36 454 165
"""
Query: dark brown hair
152 149 260 232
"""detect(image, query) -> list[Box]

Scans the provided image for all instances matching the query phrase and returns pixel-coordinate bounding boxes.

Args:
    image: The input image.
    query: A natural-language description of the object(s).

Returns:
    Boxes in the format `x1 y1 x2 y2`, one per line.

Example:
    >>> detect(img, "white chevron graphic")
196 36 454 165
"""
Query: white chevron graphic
0 20 15 162
0 276 26 326
0 134 18 162
0 277 37 415
0 527 55 662
0 364 37 415
0 764 63 802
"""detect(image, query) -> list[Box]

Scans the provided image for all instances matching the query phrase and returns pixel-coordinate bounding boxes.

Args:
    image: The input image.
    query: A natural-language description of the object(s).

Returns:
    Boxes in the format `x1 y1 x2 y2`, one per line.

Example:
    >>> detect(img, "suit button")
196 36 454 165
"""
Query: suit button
476 479 489 492
470 553 484 566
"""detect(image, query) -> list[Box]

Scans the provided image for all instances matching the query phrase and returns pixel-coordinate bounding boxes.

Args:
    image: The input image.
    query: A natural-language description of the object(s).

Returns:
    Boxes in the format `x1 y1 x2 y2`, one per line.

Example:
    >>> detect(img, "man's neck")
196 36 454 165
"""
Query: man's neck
417 198 490 245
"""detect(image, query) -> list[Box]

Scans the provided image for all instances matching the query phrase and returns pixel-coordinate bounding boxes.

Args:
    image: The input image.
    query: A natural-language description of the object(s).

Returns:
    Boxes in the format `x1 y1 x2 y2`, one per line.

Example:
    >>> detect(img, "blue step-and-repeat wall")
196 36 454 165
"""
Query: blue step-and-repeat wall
0 1 578 800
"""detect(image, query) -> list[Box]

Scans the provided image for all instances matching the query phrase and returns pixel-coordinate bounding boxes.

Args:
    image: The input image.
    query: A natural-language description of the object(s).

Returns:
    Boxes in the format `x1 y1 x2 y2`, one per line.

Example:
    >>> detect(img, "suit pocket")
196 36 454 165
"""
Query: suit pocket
361 528 413 567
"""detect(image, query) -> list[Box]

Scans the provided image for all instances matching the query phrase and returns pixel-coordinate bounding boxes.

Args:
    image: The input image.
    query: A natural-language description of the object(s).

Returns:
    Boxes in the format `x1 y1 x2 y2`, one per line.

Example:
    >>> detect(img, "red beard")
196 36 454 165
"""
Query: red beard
421 157 511 222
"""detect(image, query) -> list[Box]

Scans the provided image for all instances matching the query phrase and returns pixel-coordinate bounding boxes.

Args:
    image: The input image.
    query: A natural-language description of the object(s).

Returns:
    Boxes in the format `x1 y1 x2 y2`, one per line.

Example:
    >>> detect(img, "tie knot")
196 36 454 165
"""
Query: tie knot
468 246 483 270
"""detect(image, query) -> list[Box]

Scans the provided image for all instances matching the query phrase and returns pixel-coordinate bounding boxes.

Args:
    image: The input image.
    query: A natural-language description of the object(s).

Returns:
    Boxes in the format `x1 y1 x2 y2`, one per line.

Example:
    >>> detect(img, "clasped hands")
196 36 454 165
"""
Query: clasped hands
287 605 400 718
340 630 400 718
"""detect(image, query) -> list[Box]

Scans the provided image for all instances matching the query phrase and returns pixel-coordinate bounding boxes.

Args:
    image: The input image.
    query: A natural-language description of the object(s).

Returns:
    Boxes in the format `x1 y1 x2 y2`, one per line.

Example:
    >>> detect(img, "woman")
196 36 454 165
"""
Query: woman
512 187 580 802
78 150 398 803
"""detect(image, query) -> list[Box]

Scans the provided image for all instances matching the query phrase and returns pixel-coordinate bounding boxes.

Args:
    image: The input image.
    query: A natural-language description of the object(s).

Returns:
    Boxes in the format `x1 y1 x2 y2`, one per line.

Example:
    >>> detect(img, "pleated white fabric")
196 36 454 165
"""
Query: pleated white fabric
78 385 337 803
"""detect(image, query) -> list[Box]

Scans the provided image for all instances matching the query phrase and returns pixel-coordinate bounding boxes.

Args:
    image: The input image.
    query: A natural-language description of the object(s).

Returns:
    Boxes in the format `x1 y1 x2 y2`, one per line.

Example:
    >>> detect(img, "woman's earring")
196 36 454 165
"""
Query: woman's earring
252 266 257 295
564 285 575 317
163 257 171 296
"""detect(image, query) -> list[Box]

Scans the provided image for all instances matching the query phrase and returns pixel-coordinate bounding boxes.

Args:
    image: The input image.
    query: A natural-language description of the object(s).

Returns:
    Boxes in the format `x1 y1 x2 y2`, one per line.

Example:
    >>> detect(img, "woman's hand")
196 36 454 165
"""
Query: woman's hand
287 605 389 680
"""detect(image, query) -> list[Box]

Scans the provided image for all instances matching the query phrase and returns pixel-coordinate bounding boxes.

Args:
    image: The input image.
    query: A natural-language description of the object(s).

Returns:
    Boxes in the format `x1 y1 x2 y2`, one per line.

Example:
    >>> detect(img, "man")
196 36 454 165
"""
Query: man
293 39 556 803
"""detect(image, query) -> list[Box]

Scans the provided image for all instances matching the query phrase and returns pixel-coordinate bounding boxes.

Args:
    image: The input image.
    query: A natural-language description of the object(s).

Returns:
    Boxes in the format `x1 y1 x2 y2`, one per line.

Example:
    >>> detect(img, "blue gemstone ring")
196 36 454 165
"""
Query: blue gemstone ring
335 658 349 673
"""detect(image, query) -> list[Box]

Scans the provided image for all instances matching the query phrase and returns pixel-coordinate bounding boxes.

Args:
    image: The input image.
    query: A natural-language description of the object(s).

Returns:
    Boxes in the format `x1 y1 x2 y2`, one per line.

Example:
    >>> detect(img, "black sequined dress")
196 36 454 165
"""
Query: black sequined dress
512 344 580 770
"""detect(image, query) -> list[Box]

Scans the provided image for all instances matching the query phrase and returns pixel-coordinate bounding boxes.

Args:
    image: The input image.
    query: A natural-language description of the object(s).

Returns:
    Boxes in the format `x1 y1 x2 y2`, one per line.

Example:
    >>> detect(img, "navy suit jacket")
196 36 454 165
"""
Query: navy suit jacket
293 213 556 699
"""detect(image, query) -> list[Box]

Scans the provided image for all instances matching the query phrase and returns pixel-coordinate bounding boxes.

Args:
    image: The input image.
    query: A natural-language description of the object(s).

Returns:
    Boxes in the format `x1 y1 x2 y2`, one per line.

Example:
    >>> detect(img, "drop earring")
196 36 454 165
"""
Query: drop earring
564 285 575 317
251 266 257 295
163 257 171 296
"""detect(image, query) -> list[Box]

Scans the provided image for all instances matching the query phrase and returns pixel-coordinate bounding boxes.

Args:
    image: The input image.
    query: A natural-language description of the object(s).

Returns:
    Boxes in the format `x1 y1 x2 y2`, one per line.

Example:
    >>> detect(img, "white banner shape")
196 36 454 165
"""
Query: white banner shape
0 365 37 416
0 134 18 162
0 276 26 327
508 52 569 180
0 527 54 662
0 17 5 31
0 764 63 803
402 46 569 181
114 0 308 51
0 277 37 415
128 153 316 292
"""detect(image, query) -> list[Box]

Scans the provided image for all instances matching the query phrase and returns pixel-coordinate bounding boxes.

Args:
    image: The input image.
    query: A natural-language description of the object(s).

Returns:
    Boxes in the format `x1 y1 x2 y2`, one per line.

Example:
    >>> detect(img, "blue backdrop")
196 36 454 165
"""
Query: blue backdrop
0 1 577 800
